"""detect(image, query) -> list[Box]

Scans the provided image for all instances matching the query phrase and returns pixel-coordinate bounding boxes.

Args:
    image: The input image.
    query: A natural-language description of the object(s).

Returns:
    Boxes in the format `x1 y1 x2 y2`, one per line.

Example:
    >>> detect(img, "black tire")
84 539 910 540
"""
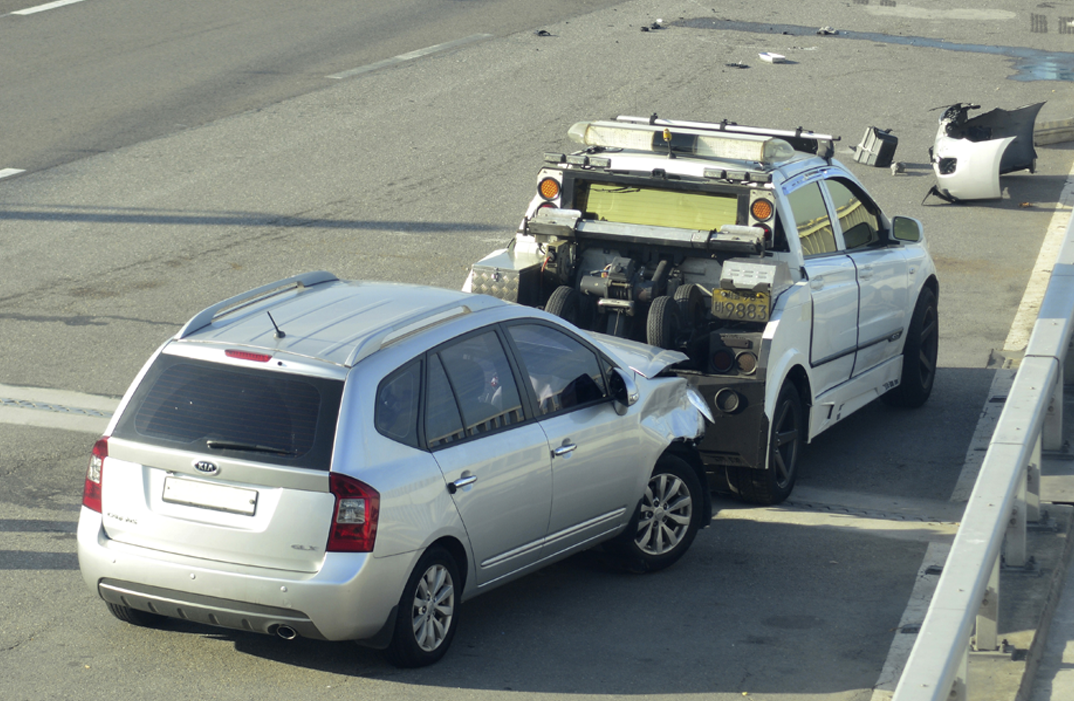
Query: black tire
383 546 460 668
882 286 938 409
607 454 704 573
545 285 581 326
673 283 706 328
646 296 682 349
105 602 168 628
732 381 803 505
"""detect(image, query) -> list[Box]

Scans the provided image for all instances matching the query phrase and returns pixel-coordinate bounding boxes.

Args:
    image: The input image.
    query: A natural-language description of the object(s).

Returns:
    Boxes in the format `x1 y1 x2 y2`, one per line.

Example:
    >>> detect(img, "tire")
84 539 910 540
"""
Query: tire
105 602 168 628
673 283 706 328
383 546 460 668
732 381 803 505
646 296 682 349
608 454 704 573
882 286 938 409
545 286 581 326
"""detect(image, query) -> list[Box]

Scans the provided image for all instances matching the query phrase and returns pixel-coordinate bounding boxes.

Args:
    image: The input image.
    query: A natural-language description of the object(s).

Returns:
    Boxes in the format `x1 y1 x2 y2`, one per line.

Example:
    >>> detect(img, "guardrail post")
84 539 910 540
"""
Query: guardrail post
974 558 1000 651
950 649 967 701
1044 367 1064 452
1027 435 1042 523
1005 468 1028 567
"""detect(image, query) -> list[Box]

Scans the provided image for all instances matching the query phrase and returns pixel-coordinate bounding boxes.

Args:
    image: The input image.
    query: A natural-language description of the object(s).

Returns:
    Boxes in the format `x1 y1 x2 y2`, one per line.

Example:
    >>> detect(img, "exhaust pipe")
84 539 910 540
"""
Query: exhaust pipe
275 625 298 640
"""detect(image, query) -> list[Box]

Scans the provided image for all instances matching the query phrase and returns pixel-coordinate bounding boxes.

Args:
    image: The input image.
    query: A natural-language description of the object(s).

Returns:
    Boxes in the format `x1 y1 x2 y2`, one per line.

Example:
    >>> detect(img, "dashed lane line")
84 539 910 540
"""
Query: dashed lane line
0 168 26 179
327 34 493 80
9 0 86 16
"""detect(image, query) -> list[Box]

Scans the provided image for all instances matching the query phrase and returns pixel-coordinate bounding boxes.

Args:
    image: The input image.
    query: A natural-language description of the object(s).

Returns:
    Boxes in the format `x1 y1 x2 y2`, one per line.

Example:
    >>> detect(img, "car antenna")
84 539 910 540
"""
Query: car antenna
267 311 286 339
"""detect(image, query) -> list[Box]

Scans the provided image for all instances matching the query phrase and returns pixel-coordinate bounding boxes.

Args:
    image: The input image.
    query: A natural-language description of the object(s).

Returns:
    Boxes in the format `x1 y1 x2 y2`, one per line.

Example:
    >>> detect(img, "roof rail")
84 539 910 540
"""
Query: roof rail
344 295 503 367
176 271 339 339
615 115 840 156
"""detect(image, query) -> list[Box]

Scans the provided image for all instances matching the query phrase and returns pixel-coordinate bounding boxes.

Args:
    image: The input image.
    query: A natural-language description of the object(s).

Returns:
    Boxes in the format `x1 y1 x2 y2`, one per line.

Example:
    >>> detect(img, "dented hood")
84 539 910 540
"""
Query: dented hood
592 334 688 378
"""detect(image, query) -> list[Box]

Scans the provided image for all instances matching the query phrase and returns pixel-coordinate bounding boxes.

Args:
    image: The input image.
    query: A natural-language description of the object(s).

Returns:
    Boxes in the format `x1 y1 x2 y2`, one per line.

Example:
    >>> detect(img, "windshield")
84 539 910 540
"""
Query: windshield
576 180 739 231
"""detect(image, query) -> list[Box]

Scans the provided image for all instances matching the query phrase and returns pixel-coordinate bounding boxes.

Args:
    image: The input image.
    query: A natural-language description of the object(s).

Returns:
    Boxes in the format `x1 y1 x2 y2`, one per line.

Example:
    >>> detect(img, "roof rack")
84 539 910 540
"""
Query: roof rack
177 271 339 339
343 295 503 367
615 115 839 157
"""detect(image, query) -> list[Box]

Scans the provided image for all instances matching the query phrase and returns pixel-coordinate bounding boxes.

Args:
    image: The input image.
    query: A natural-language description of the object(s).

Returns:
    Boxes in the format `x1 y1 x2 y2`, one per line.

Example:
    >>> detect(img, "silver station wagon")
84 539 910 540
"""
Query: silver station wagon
77 273 712 667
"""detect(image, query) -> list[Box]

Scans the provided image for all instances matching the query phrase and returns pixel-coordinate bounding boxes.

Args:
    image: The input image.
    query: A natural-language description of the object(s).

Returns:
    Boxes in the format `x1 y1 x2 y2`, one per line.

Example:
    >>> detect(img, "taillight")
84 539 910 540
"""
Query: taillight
82 437 107 513
326 473 380 553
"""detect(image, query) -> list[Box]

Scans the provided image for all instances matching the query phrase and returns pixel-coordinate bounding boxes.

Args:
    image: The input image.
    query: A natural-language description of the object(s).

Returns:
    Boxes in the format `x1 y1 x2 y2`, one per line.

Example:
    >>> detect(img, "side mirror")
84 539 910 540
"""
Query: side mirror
609 368 639 415
892 216 923 243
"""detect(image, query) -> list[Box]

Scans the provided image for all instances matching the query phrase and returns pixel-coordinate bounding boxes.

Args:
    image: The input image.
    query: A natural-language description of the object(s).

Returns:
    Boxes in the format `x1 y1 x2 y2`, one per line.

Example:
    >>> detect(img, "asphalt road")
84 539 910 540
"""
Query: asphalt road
3 1 1074 699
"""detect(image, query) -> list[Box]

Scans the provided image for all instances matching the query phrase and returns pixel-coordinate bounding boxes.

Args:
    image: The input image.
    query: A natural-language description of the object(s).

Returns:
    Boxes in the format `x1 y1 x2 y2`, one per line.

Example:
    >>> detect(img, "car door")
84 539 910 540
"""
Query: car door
427 329 553 587
503 322 641 560
784 179 858 395
821 177 910 376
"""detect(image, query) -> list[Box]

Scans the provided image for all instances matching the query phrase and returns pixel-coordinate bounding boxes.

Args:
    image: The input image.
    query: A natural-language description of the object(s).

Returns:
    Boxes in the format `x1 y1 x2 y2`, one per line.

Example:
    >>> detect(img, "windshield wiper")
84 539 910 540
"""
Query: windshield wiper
206 440 297 457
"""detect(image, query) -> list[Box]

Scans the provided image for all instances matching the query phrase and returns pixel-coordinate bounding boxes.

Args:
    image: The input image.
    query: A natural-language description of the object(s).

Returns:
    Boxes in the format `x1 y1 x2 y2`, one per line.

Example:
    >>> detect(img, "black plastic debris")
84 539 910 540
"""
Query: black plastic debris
535 29 552 37
725 62 749 69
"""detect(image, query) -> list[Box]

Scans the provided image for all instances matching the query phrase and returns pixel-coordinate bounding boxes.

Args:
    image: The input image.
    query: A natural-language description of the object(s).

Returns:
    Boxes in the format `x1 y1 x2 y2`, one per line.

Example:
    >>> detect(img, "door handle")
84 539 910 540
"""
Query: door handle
810 278 825 290
447 474 477 494
858 266 874 280
552 441 577 458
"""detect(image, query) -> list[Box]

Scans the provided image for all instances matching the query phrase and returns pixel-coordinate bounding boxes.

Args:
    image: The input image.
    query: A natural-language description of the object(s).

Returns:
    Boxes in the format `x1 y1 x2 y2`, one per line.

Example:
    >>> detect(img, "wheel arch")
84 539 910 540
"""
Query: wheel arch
663 440 713 524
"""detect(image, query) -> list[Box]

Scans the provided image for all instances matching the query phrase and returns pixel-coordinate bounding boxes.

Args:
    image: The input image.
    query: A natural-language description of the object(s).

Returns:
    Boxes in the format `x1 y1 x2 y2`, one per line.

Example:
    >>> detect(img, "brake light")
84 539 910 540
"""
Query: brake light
82 437 107 513
225 349 272 362
326 473 380 553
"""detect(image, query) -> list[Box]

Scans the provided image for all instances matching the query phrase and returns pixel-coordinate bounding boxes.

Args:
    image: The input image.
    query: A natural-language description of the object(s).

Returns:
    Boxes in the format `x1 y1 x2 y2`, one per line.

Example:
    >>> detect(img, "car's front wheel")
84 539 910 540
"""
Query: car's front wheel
384 546 460 668
608 454 703 572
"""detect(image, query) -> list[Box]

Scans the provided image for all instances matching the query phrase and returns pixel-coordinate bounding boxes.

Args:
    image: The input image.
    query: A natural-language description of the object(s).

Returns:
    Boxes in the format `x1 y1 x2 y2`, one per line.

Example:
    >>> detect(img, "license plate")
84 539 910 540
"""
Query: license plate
163 476 258 516
712 288 771 322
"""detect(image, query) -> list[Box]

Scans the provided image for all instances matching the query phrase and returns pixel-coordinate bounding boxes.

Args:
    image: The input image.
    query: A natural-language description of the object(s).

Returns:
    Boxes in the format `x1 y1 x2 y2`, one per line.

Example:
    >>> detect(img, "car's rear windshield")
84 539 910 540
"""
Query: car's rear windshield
575 179 739 231
112 354 343 471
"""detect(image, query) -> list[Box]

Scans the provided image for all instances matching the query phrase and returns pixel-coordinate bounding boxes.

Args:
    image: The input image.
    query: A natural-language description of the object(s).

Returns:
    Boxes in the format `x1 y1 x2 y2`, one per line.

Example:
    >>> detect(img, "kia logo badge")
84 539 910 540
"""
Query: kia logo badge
194 461 219 475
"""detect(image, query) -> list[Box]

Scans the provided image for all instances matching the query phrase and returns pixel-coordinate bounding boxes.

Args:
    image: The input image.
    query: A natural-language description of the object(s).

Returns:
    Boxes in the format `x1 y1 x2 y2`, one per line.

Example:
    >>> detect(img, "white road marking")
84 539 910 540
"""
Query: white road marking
327 34 493 80
0 383 116 434
0 168 26 179
11 0 86 16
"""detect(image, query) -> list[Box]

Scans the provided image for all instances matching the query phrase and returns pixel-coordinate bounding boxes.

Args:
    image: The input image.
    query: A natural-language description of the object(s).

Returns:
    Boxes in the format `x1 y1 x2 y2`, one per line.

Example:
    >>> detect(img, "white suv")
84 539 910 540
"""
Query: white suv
77 274 710 667
466 115 939 505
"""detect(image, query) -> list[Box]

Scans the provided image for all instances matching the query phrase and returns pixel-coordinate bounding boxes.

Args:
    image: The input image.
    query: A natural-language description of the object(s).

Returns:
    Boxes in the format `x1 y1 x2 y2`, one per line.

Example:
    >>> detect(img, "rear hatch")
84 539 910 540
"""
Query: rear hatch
105 349 345 573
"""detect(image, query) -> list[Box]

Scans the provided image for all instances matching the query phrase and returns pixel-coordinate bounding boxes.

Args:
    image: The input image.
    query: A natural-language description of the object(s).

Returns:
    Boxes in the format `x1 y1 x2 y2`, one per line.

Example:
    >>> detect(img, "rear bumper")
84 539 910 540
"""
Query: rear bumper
77 508 411 642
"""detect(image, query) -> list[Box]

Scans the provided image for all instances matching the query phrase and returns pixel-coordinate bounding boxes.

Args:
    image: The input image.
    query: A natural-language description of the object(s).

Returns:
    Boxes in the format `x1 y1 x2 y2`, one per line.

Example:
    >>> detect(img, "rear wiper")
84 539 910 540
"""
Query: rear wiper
206 440 297 456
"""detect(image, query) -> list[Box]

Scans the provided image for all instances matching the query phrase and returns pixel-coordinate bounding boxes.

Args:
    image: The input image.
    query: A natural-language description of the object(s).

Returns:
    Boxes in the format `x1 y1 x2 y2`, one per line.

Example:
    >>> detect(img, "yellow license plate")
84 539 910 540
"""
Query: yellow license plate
712 288 771 322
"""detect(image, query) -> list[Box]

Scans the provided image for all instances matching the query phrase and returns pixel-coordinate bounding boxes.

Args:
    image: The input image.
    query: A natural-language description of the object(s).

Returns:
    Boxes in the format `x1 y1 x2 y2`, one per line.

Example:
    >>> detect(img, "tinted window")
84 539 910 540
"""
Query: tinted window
375 361 421 448
439 331 524 436
425 354 465 448
576 179 739 231
826 179 880 249
114 354 343 470
786 182 836 256
506 324 607 415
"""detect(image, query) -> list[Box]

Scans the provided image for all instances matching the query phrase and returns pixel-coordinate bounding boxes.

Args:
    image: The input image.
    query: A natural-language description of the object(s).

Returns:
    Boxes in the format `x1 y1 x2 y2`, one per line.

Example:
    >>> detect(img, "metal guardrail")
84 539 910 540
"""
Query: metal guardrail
892 219 1074 701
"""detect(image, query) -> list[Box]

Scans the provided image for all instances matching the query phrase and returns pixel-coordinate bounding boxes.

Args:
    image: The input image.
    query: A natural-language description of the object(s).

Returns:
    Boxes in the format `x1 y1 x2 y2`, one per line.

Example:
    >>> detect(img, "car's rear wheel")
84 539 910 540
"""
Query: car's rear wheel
384 546 460 668
732 381 802 505
105 602 168 628
608 454 703 572
882 286 938 409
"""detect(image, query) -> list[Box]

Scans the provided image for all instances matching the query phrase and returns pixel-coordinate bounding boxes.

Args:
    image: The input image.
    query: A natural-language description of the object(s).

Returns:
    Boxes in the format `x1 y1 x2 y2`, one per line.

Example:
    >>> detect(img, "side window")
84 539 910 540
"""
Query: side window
439 331 525 437
375 361 421 448
786 182 837 257
506 323 608 416
825 178 880 249
425 355 465 448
